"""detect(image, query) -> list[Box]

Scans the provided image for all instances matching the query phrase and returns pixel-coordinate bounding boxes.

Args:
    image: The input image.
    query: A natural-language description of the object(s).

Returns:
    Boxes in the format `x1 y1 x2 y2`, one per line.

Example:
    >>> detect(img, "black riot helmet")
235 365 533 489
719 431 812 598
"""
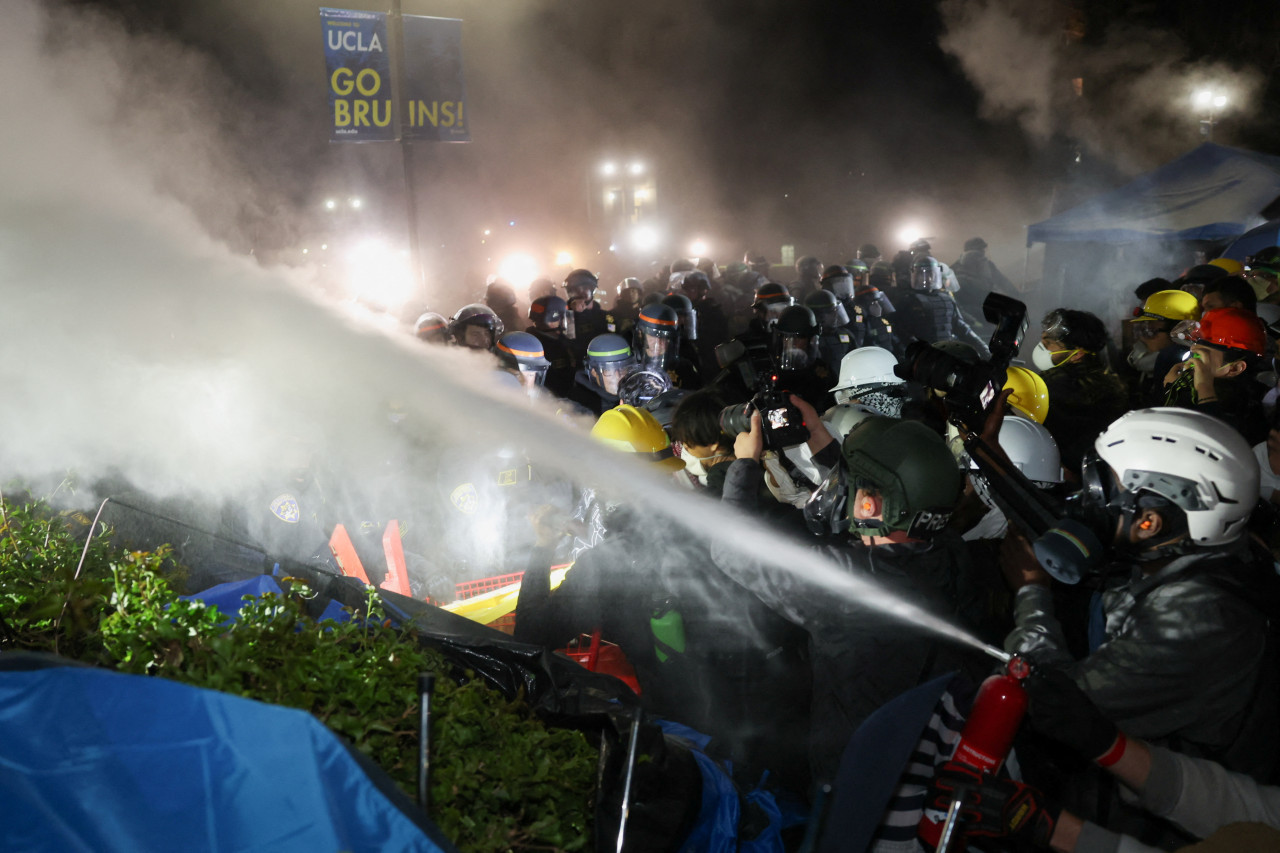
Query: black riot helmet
528 295 567 331
773 305 820 371
661 292 698 341
804 289 851 332
820 264 855 300
636 302 681 368
414 311 449 344
910 255 943 292
681 270 711 301
448 303 504 349
752 281 795 327
563 268 599 308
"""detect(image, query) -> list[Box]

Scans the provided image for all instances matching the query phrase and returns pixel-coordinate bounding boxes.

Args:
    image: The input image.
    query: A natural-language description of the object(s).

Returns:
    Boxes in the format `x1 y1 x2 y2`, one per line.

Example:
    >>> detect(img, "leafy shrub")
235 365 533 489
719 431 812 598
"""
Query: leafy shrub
0 499 595 852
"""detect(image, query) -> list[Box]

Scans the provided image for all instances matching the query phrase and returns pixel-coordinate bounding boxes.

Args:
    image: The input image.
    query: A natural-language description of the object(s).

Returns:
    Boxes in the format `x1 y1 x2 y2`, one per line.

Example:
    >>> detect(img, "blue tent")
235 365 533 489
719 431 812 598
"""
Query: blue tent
1027 143 1280 247
1221 218 1280 261
0 663 458 853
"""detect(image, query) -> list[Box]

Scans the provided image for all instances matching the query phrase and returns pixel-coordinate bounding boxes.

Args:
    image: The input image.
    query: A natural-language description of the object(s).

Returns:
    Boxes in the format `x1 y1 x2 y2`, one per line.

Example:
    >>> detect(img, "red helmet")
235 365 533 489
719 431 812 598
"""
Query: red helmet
1192 307 1267 356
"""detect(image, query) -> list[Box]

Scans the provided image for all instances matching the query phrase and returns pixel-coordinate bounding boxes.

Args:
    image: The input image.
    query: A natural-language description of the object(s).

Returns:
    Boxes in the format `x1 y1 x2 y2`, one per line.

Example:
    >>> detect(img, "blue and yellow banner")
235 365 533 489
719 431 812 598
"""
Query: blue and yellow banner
320 7 394 142
402 16 470 143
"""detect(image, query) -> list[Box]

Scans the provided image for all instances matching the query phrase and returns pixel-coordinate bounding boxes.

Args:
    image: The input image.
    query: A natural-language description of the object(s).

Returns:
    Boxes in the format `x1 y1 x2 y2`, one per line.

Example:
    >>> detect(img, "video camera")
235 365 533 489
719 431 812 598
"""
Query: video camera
894 292 1028 434
719 372 810 451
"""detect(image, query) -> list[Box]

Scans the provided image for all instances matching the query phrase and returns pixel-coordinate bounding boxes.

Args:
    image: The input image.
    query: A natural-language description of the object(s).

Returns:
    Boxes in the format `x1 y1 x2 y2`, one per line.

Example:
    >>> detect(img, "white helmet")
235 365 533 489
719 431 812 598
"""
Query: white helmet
1090 408 1258 546
997 415 1062 486
831 347 903 404
783 403 883 485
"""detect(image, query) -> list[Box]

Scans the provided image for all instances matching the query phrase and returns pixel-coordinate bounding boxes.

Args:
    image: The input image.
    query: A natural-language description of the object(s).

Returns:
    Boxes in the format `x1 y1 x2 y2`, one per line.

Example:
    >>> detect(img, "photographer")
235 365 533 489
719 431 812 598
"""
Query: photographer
708 400 986 783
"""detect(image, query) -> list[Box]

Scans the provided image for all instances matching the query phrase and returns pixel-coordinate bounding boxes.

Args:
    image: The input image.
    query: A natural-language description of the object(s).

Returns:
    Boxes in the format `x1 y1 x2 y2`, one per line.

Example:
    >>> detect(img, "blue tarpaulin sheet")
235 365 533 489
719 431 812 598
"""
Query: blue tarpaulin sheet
0 667 451 852
1027 143 1280 246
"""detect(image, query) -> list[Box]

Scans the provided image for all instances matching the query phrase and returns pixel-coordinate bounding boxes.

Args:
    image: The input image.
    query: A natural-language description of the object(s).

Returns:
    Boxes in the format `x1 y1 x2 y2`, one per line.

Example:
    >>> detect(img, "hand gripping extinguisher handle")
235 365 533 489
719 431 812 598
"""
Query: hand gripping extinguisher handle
920 656 1032 850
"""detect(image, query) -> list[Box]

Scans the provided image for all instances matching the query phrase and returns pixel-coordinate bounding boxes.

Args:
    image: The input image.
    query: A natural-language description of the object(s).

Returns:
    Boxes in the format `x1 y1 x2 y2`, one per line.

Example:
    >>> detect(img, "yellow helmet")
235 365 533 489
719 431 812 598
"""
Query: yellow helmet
590 405 685 473
1003 366 1049 424
1138 289 1200 323
1208 257 1244 276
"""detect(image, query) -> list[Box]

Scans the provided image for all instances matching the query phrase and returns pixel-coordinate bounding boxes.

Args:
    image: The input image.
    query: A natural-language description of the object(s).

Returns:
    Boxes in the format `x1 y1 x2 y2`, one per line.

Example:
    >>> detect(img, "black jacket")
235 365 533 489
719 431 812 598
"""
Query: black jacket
709 457 984 782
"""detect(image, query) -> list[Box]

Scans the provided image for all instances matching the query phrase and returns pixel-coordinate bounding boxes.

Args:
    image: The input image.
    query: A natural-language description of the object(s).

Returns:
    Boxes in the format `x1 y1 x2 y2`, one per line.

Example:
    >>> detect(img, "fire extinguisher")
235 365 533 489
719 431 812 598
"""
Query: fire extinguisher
918 655 1031 850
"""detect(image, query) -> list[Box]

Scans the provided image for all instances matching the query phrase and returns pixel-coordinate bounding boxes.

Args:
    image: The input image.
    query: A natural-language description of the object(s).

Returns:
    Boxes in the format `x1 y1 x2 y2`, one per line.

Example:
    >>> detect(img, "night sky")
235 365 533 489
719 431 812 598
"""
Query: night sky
58 0 1280 294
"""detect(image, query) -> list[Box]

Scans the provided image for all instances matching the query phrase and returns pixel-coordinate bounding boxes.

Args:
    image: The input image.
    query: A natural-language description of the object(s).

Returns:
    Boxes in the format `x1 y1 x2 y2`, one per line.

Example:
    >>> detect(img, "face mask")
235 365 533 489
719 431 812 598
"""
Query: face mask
1127 342 1159 373
681 449 713 483
1032 342 1080 372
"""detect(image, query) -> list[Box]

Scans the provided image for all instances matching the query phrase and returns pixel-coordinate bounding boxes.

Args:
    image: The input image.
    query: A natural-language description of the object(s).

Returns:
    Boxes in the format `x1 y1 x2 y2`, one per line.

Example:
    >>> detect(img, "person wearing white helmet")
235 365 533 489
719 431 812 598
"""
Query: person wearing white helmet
1003 407 1278 785
829 347 908 417
959 414 1063 543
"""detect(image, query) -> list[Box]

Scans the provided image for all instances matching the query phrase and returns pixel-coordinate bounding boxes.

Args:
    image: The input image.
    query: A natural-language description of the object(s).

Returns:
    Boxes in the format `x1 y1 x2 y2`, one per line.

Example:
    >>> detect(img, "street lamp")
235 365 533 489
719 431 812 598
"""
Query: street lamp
628 162 644 176
1192 89 1228 140
601 161 618 176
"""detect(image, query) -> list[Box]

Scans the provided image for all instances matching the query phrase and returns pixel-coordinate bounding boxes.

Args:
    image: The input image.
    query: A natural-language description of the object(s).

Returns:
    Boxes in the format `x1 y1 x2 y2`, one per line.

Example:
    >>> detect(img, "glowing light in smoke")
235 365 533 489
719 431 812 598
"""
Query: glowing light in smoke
554 251 573 266
634 189 648 200
498 253 540 290
345 238 413 309
349 197 363 210
897 224 923 247
689 239 709 258
324 199 337 210
600 161 617 176
628 162 644 176
631 225 660 253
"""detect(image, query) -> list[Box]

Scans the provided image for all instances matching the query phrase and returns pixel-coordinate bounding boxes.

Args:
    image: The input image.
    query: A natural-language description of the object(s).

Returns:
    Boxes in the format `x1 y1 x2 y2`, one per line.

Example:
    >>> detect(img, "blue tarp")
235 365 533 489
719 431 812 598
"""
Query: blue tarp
0 666 454 853
1027 143 1280 246
1222 218 1280 261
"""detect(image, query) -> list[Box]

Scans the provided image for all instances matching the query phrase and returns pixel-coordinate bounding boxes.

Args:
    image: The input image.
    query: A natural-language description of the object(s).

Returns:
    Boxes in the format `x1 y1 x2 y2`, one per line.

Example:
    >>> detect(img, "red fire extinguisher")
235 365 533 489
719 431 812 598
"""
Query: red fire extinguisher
918 655 1031 849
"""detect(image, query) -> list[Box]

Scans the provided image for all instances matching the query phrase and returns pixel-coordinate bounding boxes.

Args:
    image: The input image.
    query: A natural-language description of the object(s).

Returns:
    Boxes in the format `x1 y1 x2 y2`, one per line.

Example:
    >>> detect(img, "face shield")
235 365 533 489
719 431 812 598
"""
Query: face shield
1170 318 1200 348
815 302 850 332
910 261 941 291
590 360 631 397
756 299 792 328
617 367 673 408
676 309 698 341
516 363 548 389
777 335 814 371
638 326 678 369
824 275 855 300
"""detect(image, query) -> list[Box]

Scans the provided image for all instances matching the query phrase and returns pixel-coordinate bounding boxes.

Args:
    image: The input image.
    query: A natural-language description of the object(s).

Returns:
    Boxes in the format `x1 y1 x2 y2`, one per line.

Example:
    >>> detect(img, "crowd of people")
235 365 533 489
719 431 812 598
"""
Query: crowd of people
404 240 1280 852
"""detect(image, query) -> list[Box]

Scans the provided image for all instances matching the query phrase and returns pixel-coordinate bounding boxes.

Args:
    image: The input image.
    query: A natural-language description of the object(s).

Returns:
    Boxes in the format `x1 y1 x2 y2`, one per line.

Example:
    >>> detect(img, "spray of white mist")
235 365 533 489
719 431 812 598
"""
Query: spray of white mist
0 0 996 662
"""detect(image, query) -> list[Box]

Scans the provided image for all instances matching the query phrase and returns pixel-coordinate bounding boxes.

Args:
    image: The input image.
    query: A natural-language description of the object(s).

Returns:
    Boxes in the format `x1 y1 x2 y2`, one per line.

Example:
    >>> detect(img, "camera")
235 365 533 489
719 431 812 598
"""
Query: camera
894 291 1029 432
719 373 811 451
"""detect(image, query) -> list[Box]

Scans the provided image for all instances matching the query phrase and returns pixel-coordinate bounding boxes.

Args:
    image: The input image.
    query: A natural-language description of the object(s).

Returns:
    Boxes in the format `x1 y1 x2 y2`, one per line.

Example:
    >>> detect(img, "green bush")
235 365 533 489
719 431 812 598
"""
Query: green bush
0 499 595 852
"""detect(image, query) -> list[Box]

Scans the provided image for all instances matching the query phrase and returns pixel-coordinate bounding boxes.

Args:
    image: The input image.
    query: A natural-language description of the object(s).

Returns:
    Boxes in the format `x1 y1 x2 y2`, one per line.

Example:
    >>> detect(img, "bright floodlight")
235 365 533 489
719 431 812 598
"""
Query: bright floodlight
498 253 540 290
689 239 709 257
1214 94 1228 109
629 162 644 176
1192 89 1214 109
483 229 491 236
345 238 414 309
897 224 923 247
634 188 649 201
555 251 574 266
601 161 618 176
324 199 337 210
350 198 363 209
631 225 660 253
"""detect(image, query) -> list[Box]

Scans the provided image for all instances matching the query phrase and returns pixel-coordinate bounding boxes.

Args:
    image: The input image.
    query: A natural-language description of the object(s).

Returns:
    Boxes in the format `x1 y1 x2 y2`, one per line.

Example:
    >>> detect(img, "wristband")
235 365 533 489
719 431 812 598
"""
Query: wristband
1095 732 1128 768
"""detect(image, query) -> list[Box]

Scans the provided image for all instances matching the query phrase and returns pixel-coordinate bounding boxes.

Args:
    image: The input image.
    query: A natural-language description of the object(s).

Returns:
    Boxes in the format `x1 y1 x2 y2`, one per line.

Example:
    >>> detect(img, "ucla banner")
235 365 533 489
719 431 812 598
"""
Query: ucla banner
321 8 393 142
402 16 470 143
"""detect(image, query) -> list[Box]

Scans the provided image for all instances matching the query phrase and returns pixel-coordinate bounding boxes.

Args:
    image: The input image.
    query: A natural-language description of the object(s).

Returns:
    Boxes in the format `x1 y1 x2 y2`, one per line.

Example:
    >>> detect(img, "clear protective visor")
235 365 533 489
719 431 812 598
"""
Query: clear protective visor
816 302 850 331
778 336 813 371
517 364 548 388
825 275 854 300
677 310 698 341
591 360 632 396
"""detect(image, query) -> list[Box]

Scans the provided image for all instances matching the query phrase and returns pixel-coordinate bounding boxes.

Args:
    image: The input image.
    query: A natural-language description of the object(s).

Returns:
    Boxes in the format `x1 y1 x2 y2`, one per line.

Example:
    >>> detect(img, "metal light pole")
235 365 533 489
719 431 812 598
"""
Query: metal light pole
389 0 426 300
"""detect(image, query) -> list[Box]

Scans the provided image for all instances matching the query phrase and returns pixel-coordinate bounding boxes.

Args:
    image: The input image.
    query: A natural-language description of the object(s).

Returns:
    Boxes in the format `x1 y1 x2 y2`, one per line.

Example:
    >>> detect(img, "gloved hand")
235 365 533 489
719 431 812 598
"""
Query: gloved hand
1024 667 1120 761
929 761 1059 847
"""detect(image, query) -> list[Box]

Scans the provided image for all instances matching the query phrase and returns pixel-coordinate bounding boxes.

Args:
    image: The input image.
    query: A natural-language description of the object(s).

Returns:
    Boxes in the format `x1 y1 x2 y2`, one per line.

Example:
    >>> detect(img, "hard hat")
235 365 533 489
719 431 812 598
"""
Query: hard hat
1138 290 1200 323
591 405 684 473
1186 307 1267 356
831 347 903 403
1208 257 1244 276
1090 407 1257 546
1002 366 1049 424
996 415 1062 485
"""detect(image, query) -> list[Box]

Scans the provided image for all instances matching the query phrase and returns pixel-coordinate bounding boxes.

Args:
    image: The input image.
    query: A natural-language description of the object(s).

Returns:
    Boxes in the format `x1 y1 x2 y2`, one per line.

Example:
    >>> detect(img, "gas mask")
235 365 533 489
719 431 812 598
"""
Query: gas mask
1127 341 1160 373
